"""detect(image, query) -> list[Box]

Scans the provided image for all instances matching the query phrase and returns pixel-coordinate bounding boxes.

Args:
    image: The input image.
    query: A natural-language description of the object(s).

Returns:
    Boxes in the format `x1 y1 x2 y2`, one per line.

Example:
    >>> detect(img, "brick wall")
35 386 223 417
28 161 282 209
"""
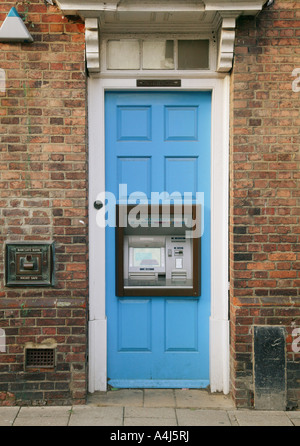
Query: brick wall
1 0 299 409
0 0 87 405
230 1 300 408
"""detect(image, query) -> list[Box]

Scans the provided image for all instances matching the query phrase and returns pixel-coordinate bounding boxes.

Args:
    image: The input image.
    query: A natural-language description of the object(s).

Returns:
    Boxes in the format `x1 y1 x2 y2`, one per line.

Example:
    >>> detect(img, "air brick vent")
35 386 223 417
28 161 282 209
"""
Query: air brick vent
25 348 55 368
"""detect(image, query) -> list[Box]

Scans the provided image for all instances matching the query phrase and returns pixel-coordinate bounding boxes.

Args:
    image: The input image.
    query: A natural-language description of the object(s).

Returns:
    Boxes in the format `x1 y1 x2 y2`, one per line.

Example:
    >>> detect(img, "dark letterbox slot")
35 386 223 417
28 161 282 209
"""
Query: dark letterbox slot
5 242 54 287
23 262 35 270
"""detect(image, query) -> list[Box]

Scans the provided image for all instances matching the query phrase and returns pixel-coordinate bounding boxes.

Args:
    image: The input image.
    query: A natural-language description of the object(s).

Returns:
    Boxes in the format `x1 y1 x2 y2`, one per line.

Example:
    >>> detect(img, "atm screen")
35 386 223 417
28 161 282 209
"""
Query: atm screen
133 247 161 268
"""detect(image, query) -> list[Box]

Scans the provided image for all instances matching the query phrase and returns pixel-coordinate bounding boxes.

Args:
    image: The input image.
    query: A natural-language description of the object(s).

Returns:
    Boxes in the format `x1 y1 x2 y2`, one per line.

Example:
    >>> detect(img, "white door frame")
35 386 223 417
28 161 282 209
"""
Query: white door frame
88 75 230 394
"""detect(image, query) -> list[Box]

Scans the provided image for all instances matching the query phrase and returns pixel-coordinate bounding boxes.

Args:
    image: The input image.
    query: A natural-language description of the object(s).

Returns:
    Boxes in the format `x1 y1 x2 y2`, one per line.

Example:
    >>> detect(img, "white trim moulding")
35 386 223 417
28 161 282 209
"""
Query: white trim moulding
55 0 265 74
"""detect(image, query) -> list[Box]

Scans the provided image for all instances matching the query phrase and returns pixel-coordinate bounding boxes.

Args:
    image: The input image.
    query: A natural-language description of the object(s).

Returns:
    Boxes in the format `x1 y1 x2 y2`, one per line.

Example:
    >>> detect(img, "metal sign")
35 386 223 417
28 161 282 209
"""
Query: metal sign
5 242 54 287
137 79 181 87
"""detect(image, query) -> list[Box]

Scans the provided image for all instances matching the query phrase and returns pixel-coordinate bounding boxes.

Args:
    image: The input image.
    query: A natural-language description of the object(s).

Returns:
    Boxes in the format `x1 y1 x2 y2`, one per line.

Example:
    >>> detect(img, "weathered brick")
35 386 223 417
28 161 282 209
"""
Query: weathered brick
230 4 300 408
0 0 87 406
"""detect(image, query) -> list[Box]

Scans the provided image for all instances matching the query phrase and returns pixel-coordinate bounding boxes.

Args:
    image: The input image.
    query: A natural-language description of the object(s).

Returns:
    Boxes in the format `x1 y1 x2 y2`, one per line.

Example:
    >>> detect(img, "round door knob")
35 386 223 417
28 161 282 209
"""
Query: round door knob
94 200 103 210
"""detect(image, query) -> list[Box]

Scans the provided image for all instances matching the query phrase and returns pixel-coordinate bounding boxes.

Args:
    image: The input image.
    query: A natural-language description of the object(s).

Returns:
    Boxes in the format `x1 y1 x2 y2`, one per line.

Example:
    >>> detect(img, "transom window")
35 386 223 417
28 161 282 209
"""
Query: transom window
106 39 210 71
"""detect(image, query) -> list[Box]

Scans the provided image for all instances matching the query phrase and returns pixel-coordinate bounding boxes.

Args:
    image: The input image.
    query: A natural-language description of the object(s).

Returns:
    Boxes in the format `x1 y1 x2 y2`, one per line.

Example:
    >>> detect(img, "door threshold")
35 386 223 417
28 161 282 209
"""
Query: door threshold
108 379 209 389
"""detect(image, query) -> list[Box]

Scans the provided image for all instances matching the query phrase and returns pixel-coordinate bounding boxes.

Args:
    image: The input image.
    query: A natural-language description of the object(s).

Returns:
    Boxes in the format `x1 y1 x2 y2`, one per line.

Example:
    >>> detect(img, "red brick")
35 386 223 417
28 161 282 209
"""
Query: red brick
0 0 87 407
231 3 300 408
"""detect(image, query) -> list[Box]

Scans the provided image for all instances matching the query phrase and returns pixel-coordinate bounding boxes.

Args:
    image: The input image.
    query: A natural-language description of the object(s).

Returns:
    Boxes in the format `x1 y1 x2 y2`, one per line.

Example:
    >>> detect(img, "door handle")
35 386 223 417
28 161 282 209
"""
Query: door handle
94 200 103 210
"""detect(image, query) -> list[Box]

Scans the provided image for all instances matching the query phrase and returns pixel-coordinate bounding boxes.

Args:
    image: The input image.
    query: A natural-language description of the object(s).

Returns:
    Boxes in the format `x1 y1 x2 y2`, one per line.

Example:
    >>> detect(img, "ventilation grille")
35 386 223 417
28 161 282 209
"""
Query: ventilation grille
25 348 55 368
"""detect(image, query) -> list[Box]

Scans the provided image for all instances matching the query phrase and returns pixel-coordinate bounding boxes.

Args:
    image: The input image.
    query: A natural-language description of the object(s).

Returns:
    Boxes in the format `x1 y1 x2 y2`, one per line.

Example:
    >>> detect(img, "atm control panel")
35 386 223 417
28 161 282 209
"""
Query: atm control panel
124 235 192 286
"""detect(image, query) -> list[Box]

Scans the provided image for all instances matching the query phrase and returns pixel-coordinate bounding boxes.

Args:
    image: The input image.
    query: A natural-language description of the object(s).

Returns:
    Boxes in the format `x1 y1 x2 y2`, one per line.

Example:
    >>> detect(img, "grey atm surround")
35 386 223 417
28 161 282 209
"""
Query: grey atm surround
116 205 201 297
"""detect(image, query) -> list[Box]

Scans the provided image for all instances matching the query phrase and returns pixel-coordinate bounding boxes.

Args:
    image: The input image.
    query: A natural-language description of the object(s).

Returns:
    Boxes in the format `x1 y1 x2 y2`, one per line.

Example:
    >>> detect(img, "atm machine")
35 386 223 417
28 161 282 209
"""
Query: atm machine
116 204 201 297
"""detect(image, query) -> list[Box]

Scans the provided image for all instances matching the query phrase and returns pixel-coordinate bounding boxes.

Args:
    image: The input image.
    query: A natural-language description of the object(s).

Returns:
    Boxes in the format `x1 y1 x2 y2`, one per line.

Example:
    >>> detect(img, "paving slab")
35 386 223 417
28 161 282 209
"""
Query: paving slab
1 389 298 427
124 407 177 426
124 418 177 426
176 408 232 426
88 389 143 407
230 410 293 426
13 406 72 426
69 406 123 426
0 407 20 426
286 411 300 426
144 389 176 407
174 389 235 409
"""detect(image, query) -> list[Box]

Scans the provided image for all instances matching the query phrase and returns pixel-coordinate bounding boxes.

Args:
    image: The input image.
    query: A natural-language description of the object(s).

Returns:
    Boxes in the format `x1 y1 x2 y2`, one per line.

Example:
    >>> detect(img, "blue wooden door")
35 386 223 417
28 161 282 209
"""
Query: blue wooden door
105 91 211 388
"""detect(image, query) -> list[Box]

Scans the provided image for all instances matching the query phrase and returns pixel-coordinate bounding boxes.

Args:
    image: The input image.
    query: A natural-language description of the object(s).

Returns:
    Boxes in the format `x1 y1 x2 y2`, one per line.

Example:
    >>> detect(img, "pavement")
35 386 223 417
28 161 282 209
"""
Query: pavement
0 389 299 427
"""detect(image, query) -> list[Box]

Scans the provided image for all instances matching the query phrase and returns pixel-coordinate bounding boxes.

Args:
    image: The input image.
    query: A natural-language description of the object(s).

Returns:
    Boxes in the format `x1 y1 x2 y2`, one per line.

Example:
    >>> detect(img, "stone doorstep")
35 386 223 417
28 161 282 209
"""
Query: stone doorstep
87 388 235 410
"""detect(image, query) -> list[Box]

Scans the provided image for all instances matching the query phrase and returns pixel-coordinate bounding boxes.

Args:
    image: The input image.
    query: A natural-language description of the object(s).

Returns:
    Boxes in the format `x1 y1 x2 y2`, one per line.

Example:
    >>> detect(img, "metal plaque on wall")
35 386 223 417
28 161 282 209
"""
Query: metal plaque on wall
5 242 55 287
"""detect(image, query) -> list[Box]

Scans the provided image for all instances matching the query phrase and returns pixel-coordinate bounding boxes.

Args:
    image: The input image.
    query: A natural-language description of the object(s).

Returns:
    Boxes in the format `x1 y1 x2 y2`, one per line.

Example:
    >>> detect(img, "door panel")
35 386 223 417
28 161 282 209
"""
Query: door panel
105 91 211 387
